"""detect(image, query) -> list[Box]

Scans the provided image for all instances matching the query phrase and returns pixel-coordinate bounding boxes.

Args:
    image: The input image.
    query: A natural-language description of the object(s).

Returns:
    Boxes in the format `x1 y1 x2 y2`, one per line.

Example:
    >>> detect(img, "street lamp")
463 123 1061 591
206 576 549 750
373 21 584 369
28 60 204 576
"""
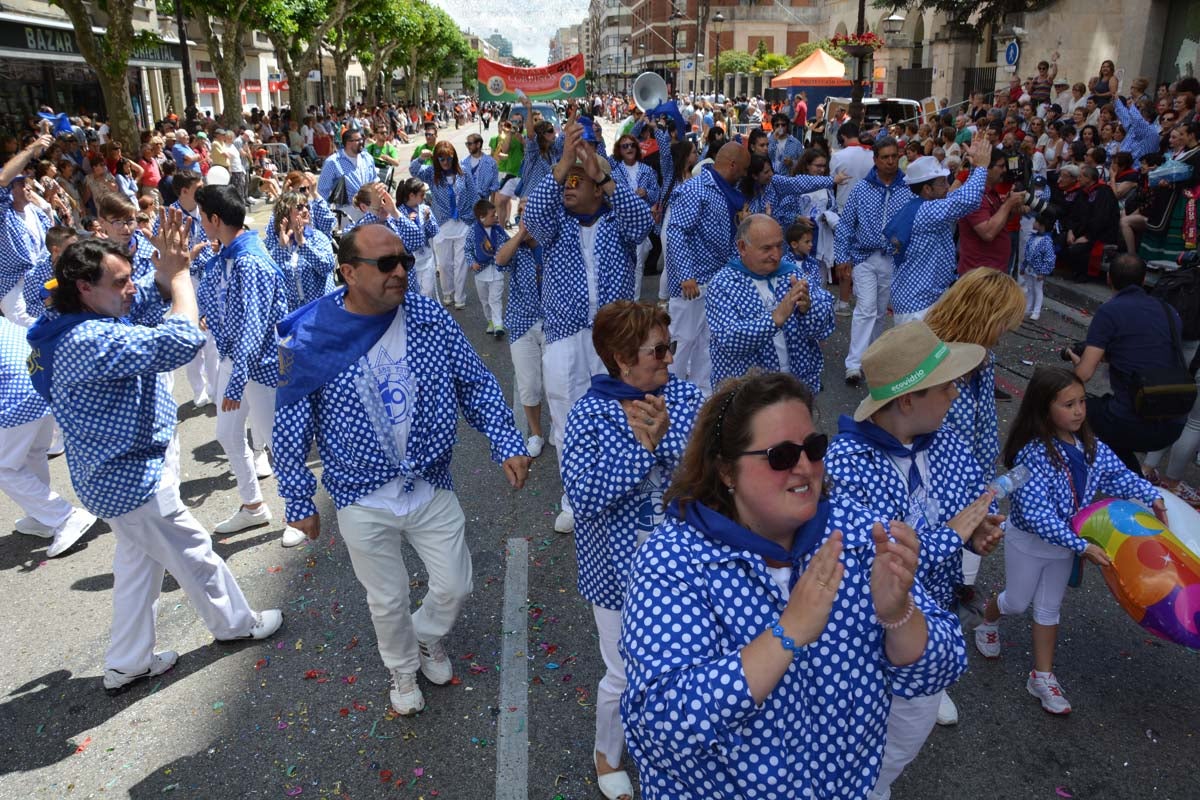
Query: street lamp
623 36 630 96
713 11 725 99
670 9 683 95
883 12 906 35
850 0 867 121
638 41 646 75
693 52 703 97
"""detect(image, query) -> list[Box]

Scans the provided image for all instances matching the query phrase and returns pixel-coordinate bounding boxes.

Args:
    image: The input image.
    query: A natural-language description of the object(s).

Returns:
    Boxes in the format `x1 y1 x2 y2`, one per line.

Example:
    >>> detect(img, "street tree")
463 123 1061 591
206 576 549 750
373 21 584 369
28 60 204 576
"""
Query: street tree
871 0 1052 34
265 0 366 112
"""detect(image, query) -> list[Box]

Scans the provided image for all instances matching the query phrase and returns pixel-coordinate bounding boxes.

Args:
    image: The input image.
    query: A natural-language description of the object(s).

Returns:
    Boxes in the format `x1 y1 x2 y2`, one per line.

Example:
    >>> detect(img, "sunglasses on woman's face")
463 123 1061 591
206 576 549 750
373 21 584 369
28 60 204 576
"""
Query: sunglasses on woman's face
740 432 829 471
619 143 637 150
638 340 678 360
352 252 416 273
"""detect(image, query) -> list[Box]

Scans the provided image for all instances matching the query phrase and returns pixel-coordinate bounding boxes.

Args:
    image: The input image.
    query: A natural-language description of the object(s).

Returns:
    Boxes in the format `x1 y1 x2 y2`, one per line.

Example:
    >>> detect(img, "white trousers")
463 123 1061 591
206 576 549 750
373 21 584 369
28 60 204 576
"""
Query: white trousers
432 224 469 304
593 604 627 769
0 415 73 528
1 279 37 328
184 329 219 401
413 248 438 300
846 252 895 372
543 328 606 515
634 237 652 300
215 359 274 506
336 490 472 674
961 549 982 586
1021 273 1045 317
475 275 505 328
510 322 547 408
997 529 1074 626
668 293 712 395
105 437 257 673
868 691 943 800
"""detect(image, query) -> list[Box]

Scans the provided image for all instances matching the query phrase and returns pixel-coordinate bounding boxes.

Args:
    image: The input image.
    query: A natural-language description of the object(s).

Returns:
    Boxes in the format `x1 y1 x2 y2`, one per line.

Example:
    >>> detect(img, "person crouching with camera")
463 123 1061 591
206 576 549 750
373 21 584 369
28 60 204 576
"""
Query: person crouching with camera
1066 254 1189 473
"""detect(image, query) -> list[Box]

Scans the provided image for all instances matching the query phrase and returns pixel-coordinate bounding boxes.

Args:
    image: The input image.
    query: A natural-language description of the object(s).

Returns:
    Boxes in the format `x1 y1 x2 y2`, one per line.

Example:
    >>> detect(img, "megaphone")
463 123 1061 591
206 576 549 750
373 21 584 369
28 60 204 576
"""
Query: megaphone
632 72 668 112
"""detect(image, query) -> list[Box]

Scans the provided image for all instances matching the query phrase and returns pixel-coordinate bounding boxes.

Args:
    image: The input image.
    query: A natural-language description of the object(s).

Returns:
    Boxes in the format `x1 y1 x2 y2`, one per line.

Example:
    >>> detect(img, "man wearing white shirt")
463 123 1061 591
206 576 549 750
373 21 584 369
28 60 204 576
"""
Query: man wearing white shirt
828 120 876 316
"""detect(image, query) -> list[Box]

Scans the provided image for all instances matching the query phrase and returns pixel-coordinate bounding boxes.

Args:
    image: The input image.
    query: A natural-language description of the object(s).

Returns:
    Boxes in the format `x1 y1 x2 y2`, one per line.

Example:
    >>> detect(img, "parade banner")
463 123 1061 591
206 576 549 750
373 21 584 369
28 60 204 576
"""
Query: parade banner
477 55 586 102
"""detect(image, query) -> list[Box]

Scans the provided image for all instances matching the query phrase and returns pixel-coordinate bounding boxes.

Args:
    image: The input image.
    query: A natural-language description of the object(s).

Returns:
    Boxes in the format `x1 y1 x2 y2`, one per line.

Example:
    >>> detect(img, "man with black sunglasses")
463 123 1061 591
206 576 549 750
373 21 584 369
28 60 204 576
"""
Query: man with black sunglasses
272 223 530 718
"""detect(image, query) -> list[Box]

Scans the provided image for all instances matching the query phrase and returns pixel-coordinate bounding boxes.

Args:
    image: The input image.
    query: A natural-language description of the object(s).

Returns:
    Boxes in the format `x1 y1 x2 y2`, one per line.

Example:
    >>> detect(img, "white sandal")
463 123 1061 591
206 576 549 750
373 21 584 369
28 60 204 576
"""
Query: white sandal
597 769 634 800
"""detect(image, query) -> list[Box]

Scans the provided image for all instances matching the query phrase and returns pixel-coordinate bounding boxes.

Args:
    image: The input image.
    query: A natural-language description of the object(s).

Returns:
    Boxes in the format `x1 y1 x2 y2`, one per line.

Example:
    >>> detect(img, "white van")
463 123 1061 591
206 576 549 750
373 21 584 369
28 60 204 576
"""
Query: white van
824 97 929 128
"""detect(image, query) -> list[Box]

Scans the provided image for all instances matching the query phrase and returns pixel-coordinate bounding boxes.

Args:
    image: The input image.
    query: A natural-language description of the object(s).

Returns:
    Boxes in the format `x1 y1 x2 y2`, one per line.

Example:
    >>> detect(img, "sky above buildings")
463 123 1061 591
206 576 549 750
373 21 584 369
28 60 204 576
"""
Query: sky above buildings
428 0 585 64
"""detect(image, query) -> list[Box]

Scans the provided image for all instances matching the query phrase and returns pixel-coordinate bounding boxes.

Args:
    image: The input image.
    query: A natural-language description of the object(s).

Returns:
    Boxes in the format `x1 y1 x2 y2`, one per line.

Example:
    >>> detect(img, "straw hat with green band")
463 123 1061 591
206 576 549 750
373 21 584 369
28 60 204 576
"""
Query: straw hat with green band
852 321 986 422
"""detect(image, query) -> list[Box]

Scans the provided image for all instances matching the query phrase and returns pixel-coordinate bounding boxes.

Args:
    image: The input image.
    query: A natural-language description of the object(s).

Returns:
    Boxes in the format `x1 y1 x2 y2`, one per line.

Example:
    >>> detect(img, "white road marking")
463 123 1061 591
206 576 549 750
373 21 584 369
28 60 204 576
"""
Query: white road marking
495 537 529 799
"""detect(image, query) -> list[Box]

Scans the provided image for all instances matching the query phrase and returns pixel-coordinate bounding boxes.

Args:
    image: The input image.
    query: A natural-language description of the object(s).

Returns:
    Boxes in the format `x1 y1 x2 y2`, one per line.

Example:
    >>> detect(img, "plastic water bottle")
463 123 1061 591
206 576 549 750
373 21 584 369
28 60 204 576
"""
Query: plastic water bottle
988 465 1032 500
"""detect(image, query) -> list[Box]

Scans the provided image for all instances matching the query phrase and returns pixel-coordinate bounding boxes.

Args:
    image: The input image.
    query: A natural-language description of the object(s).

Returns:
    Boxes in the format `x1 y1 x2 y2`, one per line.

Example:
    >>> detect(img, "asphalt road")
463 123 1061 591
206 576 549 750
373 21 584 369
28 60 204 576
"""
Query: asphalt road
1 122 1197 800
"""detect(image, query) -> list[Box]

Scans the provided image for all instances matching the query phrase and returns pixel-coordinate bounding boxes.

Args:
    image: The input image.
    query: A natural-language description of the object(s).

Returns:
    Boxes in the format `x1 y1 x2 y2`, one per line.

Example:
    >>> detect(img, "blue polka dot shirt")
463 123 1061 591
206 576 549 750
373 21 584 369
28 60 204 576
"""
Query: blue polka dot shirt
705 256 834 394
620 494 968 799
0 316 48 429
563 376 703 609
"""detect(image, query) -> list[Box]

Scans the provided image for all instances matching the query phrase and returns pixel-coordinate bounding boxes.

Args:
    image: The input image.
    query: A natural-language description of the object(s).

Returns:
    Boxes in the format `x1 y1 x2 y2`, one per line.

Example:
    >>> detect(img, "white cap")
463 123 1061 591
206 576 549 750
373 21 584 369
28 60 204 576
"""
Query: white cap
903 155 950 186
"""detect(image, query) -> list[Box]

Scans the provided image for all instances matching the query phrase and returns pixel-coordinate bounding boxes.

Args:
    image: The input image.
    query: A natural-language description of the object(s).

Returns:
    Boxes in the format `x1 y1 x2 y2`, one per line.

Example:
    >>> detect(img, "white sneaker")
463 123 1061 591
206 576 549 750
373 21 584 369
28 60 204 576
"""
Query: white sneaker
418 638 454 685
834 300 853 317
554 508 575 534
46 508 97 557
526 435 544 458
222 609 284 641
454 302 467 310
1027 671 1072 715
390 669 426 715
936 690 958 726
103 650 178 694
14 516 54 538
1031 312 1041 321
844 368 864 388
194 392 212 408
213 505 272 534
280 526 307 548
254 451 273 479
974 621 1001 659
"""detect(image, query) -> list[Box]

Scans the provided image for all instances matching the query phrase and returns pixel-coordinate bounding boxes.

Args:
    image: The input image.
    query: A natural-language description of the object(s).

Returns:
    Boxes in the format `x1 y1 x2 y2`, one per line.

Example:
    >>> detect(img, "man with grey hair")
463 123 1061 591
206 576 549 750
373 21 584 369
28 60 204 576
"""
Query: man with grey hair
1061 164 1119 281
705 214 834 392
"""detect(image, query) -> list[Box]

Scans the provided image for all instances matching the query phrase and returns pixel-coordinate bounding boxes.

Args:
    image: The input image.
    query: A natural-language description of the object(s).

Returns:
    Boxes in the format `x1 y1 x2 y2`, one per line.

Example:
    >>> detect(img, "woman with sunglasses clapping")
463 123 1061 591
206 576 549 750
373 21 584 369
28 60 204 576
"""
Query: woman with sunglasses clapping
561 300 703 800
620 371 968 800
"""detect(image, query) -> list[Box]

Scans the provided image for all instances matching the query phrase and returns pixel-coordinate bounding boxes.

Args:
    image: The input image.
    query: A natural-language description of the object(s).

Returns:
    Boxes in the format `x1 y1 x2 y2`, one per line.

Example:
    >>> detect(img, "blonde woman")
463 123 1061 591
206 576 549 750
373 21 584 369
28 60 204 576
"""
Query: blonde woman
925 269 1026 620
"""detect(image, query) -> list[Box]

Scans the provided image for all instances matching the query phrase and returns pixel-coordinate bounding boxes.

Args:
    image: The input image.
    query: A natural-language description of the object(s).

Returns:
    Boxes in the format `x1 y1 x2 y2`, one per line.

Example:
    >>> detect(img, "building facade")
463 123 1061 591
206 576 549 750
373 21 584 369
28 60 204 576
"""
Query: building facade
587 0 632 93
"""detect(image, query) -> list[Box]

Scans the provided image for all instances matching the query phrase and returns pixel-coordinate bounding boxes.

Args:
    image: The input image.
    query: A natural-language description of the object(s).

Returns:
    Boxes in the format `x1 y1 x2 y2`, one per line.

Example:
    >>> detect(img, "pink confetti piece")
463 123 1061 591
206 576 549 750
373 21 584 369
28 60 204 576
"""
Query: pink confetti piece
413 767 424 777
1055 788 1074 798
286 787 303 796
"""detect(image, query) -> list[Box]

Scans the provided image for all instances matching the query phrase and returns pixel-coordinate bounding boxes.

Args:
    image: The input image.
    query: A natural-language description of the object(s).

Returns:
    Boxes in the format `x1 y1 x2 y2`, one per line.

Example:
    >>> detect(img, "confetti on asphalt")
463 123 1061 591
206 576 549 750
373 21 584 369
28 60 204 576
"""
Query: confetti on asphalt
1055 787 1073 798
73 736 92 754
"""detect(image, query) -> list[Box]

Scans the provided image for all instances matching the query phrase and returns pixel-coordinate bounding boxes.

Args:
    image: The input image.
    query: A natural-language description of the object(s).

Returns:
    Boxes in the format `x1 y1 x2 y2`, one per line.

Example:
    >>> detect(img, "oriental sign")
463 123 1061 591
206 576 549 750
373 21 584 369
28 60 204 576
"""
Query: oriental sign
0 20 182 68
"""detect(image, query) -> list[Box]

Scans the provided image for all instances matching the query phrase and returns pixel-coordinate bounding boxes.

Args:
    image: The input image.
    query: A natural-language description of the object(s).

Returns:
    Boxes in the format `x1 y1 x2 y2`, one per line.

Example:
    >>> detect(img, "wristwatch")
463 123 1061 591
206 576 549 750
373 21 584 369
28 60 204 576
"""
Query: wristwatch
597 174 613 188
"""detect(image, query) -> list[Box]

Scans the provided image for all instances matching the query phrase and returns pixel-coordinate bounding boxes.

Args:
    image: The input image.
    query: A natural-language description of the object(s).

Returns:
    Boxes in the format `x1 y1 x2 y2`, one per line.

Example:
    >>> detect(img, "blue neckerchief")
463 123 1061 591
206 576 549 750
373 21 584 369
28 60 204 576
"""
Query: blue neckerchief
882 195 926 267
566 203 609 227
704 164 746 236
726 255 791 282
27 312 123 402
473 222 502 266
837 415 936 493
222 229 285 278
669 498 830 590
862 165 904 192
583 374 664 402
275 288 397 408
37 111 72 135
445 176 458 220
1054 439 1089 512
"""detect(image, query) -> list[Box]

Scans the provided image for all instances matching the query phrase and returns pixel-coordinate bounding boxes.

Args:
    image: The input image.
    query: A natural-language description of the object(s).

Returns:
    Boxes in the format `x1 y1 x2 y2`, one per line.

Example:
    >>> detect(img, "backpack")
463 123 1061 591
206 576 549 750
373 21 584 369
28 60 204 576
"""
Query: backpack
1151 264 1200 341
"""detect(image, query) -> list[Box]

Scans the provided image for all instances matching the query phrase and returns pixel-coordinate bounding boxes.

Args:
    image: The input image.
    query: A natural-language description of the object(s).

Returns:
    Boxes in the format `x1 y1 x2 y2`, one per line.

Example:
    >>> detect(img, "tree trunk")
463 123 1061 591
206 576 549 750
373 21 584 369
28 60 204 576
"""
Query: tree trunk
56 0 141 152
408 51 420 103
364 43 399 108
332 49 352 109
196 10 248 130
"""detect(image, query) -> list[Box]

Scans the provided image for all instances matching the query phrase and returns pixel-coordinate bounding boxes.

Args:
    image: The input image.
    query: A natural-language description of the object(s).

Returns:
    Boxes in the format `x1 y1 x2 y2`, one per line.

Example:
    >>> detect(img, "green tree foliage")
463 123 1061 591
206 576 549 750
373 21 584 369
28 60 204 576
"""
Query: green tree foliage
53 0 159 150
792 39 848 65
753 53 792 75
870 0 1052 37
510 56 535 68
712 49 754 81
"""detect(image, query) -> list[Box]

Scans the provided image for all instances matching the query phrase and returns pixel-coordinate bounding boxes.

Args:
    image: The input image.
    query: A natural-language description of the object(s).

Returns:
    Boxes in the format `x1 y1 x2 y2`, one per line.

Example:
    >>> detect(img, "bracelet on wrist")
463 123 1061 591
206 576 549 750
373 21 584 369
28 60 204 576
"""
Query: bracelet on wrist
878 594 916 631
771 623 802 657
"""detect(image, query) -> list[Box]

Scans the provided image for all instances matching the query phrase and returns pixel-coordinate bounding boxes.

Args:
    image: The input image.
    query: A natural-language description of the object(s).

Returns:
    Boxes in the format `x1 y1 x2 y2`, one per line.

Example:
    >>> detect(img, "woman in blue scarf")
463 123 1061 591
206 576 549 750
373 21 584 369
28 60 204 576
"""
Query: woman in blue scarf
620 372 968 800
561 300 704 800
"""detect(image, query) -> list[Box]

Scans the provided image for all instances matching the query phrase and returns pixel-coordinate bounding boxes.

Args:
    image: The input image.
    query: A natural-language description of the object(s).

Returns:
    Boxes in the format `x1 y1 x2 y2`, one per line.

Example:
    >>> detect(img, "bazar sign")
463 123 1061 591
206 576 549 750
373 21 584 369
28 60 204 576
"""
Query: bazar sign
0 20 181 66
477 55 586 102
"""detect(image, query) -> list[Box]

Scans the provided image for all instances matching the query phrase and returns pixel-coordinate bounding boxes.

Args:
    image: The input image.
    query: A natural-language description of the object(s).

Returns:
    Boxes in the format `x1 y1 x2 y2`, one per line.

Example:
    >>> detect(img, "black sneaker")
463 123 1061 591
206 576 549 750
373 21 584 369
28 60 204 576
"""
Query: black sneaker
994 386 1012 401
845 368 863 387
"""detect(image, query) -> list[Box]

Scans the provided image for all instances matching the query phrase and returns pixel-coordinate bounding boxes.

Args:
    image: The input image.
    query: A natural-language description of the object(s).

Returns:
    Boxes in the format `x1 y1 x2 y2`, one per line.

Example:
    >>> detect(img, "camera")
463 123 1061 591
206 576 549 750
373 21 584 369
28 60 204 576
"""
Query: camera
1024 190 1052 216
1060 341 1086 362
1179 250 1200 269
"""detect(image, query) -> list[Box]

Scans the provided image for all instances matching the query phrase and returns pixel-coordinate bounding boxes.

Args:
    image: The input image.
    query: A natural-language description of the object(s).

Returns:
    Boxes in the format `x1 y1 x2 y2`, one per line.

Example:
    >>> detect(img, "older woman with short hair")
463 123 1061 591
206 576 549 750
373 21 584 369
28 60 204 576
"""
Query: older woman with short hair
620 371 967 799
561 299 704 800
